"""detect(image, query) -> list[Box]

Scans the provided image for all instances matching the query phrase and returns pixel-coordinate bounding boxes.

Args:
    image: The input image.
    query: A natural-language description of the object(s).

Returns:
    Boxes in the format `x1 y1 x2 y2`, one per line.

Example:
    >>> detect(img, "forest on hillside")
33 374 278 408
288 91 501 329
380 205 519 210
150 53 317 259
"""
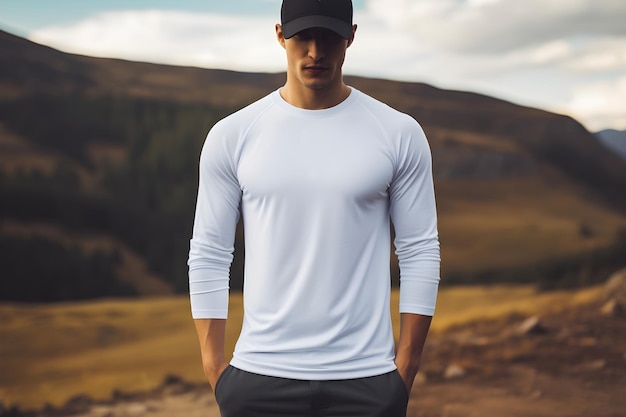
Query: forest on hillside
2 93 626 302
0 94 245 301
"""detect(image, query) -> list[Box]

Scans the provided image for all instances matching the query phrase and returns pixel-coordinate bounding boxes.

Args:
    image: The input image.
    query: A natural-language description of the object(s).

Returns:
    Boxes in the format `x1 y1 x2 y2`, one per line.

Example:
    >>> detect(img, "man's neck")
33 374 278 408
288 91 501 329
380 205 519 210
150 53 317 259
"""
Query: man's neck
280 79 351 110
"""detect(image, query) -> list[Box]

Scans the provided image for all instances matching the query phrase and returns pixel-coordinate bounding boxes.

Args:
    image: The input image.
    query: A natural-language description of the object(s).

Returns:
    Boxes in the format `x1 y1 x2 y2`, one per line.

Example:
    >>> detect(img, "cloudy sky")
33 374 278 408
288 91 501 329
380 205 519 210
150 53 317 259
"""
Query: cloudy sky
1 0 625 132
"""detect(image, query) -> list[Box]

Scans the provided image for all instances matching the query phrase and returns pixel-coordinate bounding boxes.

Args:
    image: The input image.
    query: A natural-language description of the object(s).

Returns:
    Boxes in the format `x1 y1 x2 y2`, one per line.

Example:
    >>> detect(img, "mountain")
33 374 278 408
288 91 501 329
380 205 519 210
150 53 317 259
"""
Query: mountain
1 29 626 302
596 129 626 159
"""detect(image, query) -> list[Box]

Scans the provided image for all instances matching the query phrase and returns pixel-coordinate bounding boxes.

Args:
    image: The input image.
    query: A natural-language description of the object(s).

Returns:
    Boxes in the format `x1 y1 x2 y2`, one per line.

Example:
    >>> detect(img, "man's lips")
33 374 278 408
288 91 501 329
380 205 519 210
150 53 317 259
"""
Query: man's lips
304 65 328 72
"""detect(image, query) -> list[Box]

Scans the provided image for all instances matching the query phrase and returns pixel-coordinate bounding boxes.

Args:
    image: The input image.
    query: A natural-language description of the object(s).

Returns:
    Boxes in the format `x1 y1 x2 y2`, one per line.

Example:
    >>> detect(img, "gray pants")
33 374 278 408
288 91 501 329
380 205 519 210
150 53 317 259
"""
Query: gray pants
214 365 409 417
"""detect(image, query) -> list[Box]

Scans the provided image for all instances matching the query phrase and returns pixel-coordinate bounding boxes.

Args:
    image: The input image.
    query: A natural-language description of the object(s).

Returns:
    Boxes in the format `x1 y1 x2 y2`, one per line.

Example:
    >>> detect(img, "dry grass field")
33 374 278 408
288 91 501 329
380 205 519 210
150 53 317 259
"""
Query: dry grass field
0 284 607 410
435 179 626 274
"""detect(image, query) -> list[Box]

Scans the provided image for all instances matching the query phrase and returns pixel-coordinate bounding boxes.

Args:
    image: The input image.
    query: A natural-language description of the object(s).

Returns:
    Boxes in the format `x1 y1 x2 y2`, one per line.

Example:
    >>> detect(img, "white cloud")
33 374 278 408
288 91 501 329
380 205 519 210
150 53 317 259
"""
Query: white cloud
30 10 285 71
527 40 573 65
365 0 626 54
566 76 626 131
27 2 626 132
561 37 626 73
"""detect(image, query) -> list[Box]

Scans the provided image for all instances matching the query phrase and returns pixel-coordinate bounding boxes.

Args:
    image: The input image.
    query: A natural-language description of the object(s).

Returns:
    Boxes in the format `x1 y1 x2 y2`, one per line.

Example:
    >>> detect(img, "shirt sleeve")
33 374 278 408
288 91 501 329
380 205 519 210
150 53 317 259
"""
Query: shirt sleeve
188 121 242 319
389 117 441 316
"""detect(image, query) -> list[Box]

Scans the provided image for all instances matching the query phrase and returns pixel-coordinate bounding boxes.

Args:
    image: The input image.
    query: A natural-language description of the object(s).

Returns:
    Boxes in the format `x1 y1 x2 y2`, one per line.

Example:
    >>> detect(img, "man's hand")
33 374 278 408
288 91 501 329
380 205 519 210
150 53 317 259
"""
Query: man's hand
204 360 229 390
395 351 420 394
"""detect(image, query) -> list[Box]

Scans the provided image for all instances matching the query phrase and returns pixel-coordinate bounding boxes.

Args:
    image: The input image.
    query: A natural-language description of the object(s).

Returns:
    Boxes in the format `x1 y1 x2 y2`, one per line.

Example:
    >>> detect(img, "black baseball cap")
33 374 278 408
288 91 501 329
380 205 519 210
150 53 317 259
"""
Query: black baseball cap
281 0 353 40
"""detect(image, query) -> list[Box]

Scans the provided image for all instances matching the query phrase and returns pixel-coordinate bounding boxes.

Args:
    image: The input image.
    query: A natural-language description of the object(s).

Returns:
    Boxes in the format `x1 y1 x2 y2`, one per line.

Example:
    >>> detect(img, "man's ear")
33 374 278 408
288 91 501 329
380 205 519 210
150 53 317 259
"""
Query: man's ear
276 24 286 49
347 24 357 48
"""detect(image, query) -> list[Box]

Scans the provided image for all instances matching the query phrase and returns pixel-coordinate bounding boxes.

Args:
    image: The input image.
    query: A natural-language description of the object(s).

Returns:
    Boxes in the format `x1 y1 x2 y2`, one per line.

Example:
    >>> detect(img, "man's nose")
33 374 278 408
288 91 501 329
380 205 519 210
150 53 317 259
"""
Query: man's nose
308 38 326 60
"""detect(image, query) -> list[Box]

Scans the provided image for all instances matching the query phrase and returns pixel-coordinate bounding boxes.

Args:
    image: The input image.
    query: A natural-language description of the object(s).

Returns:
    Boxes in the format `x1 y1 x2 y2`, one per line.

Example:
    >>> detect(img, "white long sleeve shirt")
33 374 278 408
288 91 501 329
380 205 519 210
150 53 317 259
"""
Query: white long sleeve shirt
188 88 440 380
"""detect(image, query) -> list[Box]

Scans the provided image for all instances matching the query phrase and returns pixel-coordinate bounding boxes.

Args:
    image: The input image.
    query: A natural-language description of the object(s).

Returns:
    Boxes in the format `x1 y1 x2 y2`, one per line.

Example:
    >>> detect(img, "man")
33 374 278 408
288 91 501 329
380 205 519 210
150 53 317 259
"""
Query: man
188 0 440 416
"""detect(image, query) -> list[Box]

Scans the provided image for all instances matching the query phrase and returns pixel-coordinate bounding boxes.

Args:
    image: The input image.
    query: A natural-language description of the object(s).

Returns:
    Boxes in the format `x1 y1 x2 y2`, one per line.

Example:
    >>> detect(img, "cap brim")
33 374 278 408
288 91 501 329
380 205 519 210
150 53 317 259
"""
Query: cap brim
282 15 353 39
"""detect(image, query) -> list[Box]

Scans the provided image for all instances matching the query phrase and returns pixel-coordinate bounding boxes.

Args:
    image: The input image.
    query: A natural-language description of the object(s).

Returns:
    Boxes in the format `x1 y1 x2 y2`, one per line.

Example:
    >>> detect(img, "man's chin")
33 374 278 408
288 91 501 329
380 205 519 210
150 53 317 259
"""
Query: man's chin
301 78 333 91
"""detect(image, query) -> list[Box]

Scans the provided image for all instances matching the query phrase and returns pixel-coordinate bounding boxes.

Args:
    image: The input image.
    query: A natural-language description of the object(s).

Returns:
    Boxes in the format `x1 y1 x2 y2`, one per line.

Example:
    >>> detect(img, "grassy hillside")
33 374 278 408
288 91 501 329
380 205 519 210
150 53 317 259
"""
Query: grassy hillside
1 29 626 301
437 180 626 275
0 95 235 300
0 286 606 410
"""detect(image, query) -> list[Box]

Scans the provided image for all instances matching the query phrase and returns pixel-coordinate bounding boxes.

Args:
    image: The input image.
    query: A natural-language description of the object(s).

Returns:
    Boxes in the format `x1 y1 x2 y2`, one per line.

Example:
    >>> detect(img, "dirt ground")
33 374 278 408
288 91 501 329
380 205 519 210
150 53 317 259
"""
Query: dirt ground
4 289 625 417
408 299 626 417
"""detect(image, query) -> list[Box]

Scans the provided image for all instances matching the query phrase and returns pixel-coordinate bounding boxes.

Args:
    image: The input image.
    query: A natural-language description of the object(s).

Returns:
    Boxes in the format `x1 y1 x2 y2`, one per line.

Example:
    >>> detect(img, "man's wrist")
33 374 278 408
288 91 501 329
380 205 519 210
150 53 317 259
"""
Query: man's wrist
395 351 421 373
203 360 229 389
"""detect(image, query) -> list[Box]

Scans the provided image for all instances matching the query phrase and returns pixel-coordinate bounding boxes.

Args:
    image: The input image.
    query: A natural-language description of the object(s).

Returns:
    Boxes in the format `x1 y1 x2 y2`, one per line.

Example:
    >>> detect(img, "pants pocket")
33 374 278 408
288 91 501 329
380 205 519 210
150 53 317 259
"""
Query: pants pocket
213 364 234 403
392 369 410 404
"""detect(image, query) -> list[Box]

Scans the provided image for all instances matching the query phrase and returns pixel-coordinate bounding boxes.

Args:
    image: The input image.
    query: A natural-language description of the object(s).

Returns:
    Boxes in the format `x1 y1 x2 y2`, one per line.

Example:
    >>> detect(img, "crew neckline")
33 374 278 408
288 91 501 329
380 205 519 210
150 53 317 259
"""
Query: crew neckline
273 87 358 117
